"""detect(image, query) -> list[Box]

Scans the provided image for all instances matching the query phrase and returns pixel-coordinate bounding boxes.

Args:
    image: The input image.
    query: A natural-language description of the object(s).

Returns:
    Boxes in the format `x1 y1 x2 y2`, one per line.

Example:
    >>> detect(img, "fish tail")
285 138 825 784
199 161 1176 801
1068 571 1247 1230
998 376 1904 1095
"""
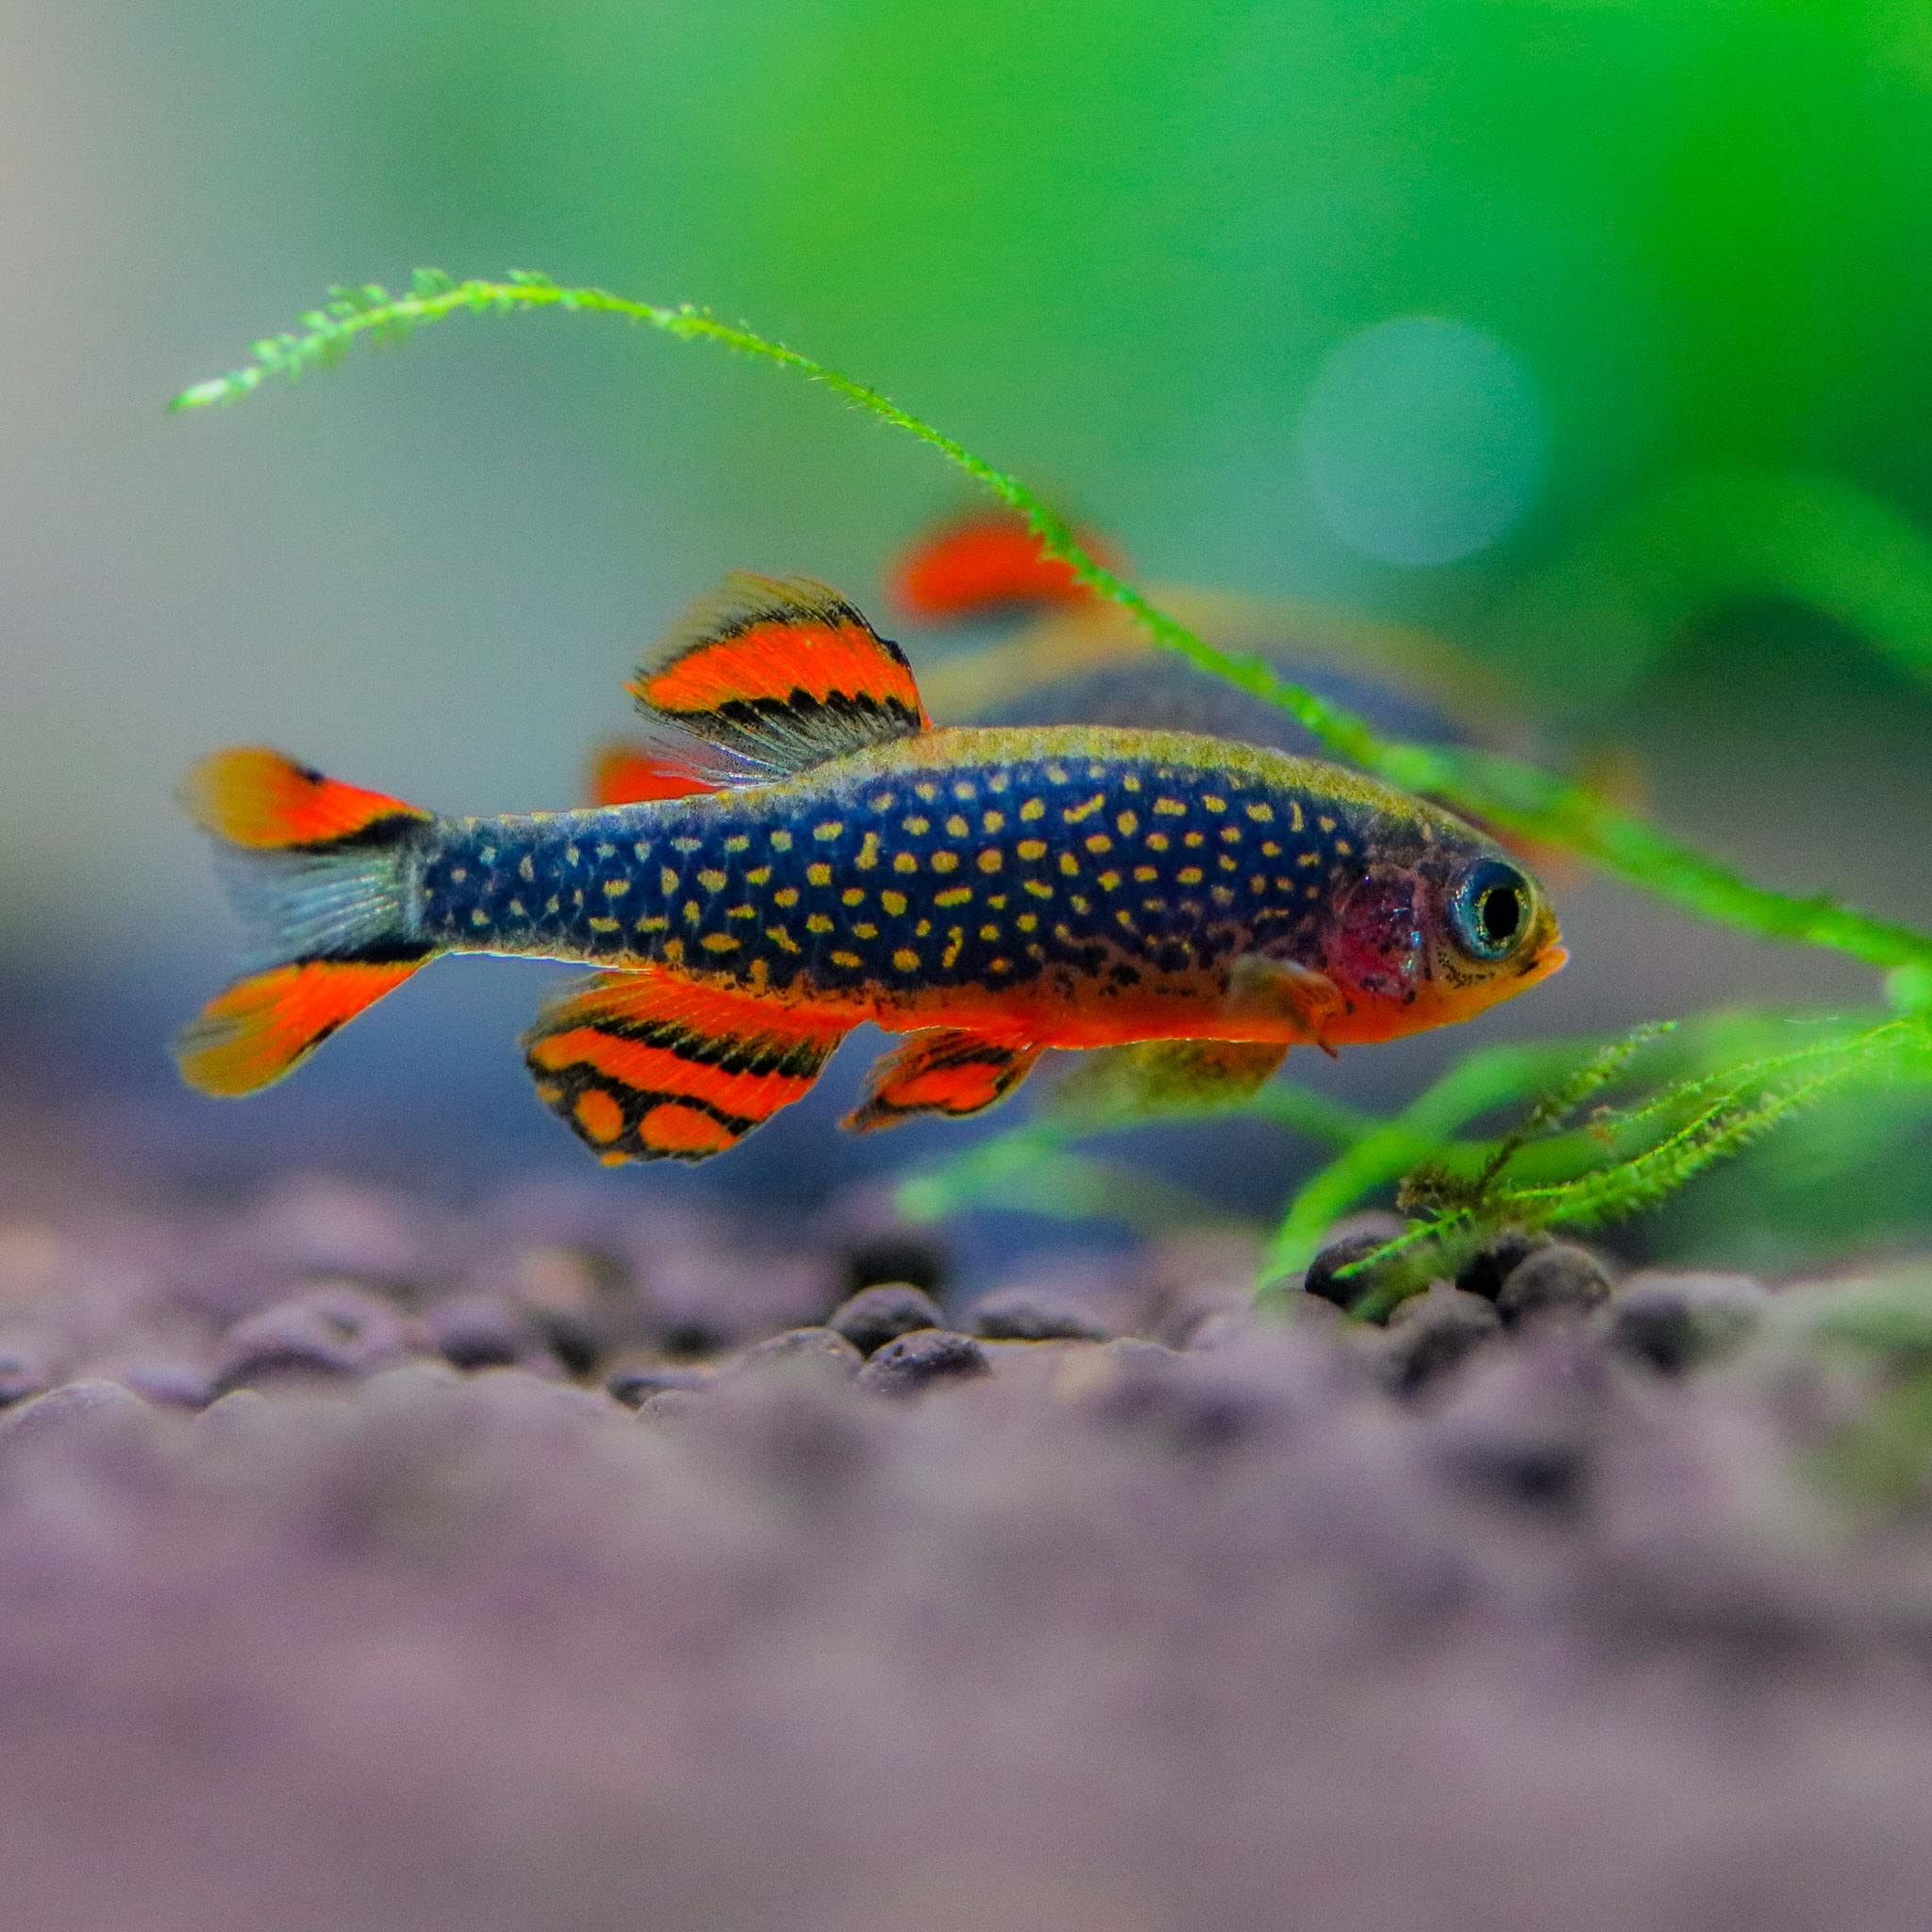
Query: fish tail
175 747 439 1095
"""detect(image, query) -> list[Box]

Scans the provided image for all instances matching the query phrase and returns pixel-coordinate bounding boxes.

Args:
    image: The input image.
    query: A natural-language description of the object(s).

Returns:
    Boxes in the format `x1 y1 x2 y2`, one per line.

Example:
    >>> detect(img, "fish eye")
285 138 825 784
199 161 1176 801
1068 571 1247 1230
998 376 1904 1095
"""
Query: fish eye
1450 858 1530 962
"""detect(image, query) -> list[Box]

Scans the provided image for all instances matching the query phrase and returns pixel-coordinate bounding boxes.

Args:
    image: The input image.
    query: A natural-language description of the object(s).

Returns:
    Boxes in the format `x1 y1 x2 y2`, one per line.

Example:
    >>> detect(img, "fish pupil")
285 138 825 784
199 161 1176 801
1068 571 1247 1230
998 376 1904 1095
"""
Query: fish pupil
1478 883 1522 947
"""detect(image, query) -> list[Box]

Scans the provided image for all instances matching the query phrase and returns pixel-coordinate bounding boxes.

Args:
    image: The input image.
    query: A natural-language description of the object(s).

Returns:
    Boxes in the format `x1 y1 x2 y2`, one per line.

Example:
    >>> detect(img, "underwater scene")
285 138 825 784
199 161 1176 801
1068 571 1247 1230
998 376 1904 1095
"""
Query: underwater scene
5 2 1932 1926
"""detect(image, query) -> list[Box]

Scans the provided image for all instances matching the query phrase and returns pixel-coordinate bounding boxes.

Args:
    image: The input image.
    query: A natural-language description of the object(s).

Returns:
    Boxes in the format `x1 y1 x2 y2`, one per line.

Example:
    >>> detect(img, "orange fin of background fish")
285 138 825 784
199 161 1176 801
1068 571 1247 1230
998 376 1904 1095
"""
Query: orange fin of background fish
182 747 430 849
842 1029 1043 1133
1045 1038 1291 1124
586 741 718 808
175 956 427 1096
627 573 930 788
523 968 853 1164
888 510 1113 622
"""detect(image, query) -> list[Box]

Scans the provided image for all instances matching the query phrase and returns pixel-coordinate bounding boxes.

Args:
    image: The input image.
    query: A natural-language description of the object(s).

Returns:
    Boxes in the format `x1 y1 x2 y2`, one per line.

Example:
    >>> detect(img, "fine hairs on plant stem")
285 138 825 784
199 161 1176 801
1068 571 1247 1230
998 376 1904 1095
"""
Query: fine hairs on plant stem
171 270 1932 1294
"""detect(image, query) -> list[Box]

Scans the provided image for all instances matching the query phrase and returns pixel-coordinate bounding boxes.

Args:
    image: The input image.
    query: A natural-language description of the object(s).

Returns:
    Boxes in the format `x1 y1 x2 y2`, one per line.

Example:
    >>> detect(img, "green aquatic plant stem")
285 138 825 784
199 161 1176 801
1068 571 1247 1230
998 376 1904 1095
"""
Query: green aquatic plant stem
170 270 1932 977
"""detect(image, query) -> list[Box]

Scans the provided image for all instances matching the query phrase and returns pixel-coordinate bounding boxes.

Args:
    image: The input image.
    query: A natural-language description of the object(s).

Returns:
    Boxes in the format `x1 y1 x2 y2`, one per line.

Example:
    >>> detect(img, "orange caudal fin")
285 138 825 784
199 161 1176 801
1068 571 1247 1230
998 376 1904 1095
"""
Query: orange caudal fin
182 745 430 849
843 1029 1043 1133
523 969 854 1163
625 573 931 789
175 748 437 1095
887 510 1114 624
585 741 718 808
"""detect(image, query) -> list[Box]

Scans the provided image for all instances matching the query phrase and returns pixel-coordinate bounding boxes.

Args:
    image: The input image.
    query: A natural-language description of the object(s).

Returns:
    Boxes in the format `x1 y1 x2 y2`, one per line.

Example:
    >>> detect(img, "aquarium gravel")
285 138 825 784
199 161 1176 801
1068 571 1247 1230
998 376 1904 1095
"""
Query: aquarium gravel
0 1168 1928 1931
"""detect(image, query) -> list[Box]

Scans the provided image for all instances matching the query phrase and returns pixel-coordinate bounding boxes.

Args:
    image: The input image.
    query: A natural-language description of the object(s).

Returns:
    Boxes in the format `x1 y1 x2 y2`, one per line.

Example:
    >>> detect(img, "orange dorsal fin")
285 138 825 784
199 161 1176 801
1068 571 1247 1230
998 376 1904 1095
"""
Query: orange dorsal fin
523 969 854 1164
842 1029 1042 1133
626 573 930 789
586 741 718 808
888 511 1112 623
182 746 430 850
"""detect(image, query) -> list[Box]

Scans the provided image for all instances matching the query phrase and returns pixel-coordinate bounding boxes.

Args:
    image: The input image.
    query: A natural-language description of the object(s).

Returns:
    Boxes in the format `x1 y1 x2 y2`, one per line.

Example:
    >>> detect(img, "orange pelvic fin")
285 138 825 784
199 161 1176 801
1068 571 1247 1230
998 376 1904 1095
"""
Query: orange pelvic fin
523 969 853 1164
176 956 427 1096
182 747 429 850
843 1029 1043 1133
1225 957 1345 1058
888 509 1112 623
627 573 930 787
586 741 718 808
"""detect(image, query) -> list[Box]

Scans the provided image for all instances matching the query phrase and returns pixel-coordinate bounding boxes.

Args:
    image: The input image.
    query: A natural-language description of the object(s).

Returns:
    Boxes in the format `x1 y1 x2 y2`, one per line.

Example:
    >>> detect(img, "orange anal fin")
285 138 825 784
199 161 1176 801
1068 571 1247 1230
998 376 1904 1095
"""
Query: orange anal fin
842 1030 1043 1134
888 511 1113 623
182 747 428 850
175 956 428 1096
586 741 718 808
523 969 852 1164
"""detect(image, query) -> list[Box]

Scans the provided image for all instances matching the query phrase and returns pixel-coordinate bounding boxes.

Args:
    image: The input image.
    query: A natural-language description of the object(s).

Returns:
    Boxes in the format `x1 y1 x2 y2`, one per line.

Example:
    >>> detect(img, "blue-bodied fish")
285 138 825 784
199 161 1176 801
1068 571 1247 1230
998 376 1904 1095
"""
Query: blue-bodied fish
180 575 1566 1162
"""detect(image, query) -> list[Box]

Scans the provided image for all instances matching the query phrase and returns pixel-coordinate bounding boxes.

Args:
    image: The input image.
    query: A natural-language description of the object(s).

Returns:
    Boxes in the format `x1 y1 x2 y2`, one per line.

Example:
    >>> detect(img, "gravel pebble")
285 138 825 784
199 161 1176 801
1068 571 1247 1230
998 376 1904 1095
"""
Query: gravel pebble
826 1283 947 1356
971 1287 1114 1342
1605 1271 1769 1374
1496 1242 1614 1327
856 1328 989 1397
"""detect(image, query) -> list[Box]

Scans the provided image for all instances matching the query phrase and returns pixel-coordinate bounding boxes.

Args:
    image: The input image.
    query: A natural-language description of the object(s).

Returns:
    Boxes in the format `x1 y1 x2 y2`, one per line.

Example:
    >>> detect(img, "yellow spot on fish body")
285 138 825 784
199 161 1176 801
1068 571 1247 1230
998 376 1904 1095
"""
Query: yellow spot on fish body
564 845 581 867
662 938 684 964
633 844 649 865
1059 853 1080 876
749 958 770 992
747 865 772 887
700 932 740 954
814 821 843 842
683 900 701 925
771 829 792 853
1017 839 1048 861
915 918 932 937
450 867 468 885
842 887 867 907
637 914 668 933
1098 871 1122 891
1017 911 1038 933
728 902 757 921
1154 797 1187 817
1133 865 1158 882
980 923 1000 941
807 862 833 888
1319 815 1337 833
977 849 1003 874
1204 795 1227 814
774 886 800 908
857 831 880 871
896 852 921 874
519 855 535 884
881 890 908 916
905 815 931 836
1178 866 1204 885
1219 854 1239 873
935 886 973 908
592 843 613 861
470 907 490 926
942 927 964 968
1045 763 1070 784
1335 838 1353 857
724 834 750 854
988 771 1009 792
1298 851 1320 868
1261 841 1281 858
768 925 801 954
831 949 863 969
1063 792 1106 824
1122 774 1141 791
660 867 680 895
855 921 878 939
869 793 896 812
915 781 939 803
1147 832 1171 852
989 956 1011 974
807 913 834 934
697 869 726 892
1289 802 1306 831
1084 833 1112 855
1024 879 1053 900
892 947 921 972
1116 810 1139 836
1212 885 1235 908
1246 802 1274 824
1220 825 1241 844
671 837 702 856
1115 909 1138 932
603 878 630 898
1020 798 1045 822
945 814 970 838
982 809 1005 833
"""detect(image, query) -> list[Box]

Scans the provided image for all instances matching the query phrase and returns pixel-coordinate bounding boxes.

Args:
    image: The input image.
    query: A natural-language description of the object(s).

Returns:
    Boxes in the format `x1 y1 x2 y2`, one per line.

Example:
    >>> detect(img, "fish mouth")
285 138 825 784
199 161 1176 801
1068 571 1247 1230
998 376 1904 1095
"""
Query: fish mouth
1520 941 1569 982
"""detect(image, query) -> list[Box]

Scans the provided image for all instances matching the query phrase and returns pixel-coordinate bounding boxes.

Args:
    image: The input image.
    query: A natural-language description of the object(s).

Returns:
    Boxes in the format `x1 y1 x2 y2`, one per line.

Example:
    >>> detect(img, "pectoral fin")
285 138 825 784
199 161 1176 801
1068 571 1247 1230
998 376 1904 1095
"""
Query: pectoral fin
1226 955 1345 1058
843 1030 1042 1133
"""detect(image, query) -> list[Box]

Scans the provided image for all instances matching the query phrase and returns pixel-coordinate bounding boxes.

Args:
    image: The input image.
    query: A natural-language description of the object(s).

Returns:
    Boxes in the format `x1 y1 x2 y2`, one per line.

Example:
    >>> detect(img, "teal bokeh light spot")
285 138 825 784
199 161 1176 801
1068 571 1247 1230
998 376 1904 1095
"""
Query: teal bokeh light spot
1296 317 1549 568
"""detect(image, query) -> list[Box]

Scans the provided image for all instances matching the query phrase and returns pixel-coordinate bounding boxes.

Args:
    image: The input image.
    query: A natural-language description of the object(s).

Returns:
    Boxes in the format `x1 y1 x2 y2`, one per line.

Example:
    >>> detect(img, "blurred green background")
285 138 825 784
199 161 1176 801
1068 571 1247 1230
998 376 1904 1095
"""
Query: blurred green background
5 0 1931 1250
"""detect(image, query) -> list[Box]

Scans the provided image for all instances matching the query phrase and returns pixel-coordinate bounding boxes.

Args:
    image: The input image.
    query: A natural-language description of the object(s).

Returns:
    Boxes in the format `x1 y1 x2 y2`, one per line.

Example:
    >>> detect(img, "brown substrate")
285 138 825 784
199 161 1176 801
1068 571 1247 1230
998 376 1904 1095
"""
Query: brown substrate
0 1173 1928 1931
